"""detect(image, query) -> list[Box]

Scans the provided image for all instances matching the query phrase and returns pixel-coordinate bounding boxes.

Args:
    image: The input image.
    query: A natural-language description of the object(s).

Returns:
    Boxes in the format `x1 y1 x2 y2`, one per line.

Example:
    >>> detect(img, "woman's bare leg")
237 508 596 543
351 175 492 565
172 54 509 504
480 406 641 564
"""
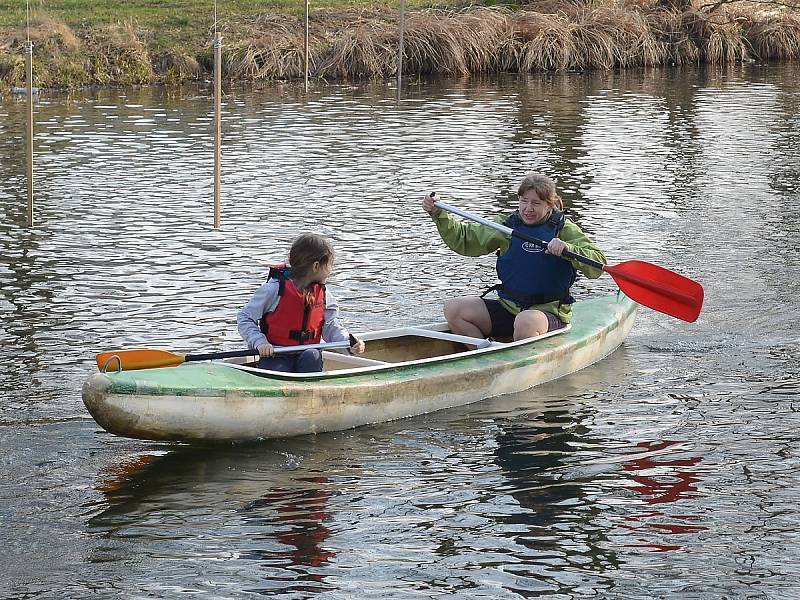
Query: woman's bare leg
512 309 549 340
443 297 492 338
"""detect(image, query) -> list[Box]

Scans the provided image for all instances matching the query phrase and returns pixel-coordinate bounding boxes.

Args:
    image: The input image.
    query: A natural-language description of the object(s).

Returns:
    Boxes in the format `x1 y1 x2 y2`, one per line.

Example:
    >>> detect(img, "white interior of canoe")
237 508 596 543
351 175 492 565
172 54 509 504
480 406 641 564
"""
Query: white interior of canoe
224 322 571 378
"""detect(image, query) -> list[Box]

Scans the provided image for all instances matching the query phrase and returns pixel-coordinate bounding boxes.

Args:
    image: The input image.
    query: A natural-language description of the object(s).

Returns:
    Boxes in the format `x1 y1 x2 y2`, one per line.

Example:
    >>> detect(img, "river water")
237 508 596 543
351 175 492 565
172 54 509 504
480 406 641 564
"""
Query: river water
1 64 798 598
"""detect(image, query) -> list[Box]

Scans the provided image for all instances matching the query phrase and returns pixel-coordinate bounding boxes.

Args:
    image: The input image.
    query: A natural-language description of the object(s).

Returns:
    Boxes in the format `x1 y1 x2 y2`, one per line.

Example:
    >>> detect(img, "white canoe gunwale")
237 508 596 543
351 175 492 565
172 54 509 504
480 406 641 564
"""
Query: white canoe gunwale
82 293 637 442
225 321 572 379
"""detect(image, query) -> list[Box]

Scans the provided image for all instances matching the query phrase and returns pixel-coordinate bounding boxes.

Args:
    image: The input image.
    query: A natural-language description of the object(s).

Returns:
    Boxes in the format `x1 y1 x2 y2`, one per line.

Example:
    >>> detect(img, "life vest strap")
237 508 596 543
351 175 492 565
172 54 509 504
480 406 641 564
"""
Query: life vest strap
289 329 319 344
268 264 290 296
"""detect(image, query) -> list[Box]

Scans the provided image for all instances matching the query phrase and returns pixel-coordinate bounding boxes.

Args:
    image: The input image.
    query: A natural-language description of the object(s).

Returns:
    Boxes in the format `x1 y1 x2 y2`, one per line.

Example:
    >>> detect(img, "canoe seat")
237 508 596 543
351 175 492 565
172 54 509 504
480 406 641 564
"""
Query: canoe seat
322 351 389 369
403 328 500 348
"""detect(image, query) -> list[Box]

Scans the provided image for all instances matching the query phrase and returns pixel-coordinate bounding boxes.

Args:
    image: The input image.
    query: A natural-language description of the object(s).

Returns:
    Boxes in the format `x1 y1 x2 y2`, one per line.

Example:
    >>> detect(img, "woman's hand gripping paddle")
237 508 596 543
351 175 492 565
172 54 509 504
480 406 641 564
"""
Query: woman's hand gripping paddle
433 199 704 322
96 340 352 372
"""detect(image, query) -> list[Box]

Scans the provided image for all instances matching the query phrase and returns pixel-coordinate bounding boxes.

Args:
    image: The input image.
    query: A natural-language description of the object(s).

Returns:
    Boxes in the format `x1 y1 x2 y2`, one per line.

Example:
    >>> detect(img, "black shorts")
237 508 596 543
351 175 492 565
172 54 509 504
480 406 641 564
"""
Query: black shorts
482 299 566 339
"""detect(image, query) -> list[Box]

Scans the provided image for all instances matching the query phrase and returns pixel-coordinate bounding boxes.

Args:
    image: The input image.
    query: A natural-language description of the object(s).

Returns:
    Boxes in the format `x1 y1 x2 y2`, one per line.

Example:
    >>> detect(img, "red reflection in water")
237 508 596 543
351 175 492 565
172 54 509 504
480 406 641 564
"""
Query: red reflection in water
262 478 335 567
624 441 702 505
619 441 708 552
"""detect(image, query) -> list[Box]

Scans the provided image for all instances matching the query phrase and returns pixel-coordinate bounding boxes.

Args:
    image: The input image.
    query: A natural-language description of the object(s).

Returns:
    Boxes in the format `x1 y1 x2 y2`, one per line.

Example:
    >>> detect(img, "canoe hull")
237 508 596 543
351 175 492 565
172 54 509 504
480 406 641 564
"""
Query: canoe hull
83 294 637 442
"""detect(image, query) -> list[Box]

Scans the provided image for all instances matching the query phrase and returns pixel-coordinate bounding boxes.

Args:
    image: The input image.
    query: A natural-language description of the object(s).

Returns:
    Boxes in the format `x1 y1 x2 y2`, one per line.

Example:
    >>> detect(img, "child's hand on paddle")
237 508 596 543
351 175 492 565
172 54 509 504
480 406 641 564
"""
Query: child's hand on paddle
256 342 274 357
349 336 365 355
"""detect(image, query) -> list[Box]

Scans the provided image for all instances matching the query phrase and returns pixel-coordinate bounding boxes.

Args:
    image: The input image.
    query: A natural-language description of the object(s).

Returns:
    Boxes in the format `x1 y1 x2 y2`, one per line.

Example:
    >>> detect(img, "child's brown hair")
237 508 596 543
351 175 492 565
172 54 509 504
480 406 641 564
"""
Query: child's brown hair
289 233 335 307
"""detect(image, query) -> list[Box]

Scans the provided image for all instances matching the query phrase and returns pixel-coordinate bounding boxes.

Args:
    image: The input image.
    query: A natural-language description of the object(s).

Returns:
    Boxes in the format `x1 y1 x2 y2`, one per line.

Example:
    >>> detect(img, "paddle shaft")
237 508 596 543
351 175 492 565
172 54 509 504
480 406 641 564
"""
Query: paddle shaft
434 200 604 270
187 339 352 362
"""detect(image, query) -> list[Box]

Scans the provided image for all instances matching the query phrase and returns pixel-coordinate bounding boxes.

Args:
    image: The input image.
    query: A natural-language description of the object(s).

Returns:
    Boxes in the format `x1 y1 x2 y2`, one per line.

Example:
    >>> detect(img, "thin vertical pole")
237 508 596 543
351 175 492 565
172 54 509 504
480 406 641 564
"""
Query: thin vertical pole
25 41 34 227
25 1 34 227
304 0 309 93
396 0 405 98
213 31 222 229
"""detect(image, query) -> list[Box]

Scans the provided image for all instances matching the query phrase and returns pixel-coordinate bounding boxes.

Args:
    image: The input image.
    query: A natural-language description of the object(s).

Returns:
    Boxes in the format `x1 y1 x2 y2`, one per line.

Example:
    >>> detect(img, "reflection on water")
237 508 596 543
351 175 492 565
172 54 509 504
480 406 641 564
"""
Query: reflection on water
492 407 623 590
81 378 713 597
238 481 336 570
619 440 707 553
90 445 342 595
2 64 800 598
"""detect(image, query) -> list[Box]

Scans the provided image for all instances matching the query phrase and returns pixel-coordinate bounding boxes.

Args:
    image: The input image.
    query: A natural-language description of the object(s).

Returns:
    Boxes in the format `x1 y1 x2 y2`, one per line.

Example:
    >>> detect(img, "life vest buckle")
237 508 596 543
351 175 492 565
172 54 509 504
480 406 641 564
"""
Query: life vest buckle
290 329 315 344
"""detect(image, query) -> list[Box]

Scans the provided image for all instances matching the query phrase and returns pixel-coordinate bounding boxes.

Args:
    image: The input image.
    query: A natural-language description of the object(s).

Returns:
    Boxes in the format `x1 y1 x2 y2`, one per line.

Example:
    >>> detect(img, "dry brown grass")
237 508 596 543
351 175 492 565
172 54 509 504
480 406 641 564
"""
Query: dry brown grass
0 16 86 86
84 22 153 84
27 15 81 52
450 8 508 72
0 51 24 84
517 12 577 71
404 13 468 75
681 9 749 63
155 49 201 82
747 14 800 59
2 3 800 88
584 8 663 67
647 9 701 64
224 13 309 80
317 20 395 78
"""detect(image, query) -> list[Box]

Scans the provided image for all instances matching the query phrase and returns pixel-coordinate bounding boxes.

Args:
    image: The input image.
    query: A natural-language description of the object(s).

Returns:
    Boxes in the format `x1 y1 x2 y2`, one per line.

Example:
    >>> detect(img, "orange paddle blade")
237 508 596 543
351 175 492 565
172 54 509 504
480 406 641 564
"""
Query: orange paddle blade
606 260 704 323
96 349 186 372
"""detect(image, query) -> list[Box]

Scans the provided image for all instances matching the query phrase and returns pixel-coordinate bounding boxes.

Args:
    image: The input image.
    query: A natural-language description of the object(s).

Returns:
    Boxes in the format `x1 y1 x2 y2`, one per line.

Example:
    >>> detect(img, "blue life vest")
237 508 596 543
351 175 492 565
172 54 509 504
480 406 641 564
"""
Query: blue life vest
493 210 576 307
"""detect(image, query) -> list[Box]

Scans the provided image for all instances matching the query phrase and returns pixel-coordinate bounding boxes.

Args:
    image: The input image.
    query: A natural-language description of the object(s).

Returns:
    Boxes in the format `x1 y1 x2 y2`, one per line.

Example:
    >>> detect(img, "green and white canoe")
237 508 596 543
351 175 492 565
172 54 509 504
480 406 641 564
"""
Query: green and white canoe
82 293 637 442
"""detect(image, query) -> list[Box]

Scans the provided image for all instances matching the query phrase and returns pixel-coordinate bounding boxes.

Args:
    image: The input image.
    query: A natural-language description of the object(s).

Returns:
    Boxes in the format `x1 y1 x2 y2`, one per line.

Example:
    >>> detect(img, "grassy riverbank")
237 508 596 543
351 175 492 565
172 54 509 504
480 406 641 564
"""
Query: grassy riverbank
1 0 799 88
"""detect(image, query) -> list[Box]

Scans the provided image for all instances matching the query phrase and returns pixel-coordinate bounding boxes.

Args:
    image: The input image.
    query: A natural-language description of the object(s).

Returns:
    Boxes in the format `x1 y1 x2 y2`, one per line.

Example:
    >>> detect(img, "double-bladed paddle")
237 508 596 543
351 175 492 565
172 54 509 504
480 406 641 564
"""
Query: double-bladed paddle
433 199 704 323
96 339 353 372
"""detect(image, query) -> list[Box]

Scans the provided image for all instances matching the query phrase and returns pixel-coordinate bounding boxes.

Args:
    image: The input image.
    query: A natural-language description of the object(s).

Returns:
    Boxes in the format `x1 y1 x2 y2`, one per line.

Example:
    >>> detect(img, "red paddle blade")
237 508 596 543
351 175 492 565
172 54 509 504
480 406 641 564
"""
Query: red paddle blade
605 260 704 323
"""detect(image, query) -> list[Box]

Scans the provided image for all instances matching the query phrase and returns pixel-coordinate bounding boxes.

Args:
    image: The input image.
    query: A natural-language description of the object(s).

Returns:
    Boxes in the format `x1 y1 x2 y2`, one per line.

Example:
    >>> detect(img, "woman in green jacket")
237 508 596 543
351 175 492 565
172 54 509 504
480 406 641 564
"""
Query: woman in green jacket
421 173 606 341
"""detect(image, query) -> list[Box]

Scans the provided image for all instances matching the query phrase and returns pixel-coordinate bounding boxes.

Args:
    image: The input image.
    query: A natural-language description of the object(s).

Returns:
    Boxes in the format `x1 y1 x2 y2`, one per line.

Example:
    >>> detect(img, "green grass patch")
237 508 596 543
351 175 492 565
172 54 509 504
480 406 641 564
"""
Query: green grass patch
0 0 508 54
0 1 491 28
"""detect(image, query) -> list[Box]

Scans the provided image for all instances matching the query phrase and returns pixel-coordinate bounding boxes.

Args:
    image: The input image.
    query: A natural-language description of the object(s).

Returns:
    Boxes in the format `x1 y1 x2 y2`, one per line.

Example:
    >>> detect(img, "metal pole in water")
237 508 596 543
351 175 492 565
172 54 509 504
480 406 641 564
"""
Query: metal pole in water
396 0 405 100
304 0 309 93
213 31 222 229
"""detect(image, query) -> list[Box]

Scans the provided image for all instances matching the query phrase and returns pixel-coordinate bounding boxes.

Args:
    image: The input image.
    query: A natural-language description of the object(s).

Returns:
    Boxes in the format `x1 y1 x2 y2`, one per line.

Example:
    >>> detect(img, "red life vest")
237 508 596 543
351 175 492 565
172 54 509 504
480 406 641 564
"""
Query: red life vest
260 265 326 346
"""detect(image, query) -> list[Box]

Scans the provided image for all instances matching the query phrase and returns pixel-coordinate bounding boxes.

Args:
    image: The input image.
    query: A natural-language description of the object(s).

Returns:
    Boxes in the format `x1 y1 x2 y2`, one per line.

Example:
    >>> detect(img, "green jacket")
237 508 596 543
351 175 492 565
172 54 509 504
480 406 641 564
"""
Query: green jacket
430 209 606 323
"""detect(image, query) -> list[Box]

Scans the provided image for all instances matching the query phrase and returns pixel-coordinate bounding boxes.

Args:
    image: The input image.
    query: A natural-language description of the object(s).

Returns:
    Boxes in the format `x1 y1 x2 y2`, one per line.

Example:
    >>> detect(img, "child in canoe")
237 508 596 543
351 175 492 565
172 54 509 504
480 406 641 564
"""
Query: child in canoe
237 233 365 373
421 173 606 341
